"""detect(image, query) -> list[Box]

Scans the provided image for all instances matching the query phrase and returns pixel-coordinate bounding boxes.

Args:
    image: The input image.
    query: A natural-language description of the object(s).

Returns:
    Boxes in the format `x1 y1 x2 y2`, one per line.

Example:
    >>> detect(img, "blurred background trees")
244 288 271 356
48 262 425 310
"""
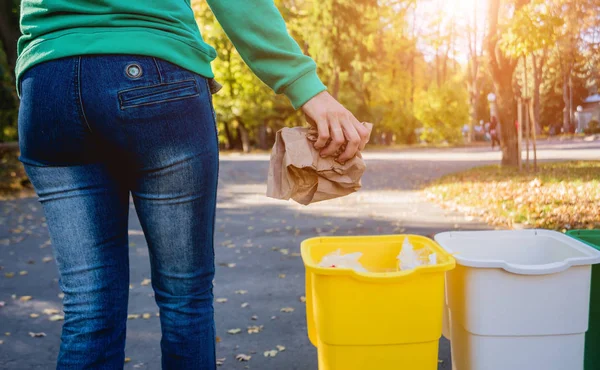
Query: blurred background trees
1 0 599 163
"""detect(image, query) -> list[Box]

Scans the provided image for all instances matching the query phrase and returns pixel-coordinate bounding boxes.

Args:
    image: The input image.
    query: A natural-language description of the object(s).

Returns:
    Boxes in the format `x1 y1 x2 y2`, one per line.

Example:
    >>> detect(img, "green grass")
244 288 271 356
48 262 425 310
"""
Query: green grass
424 161 600 230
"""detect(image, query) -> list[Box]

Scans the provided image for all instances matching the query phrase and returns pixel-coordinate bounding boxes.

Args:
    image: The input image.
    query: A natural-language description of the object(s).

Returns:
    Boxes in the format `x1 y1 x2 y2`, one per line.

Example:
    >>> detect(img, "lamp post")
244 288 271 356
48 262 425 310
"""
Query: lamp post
576 105 583 133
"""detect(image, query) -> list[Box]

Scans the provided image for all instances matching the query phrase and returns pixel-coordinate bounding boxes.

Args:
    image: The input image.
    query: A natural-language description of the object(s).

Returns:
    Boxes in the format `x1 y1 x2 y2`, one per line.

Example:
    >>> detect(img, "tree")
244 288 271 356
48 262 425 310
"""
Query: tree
414 79 470 144
486 0 529 166
0 0 19 76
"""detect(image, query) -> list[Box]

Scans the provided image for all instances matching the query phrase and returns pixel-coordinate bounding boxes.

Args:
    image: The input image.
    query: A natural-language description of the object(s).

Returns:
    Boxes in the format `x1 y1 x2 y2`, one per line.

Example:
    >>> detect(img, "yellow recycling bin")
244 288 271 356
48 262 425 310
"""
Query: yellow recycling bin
301 235 455 370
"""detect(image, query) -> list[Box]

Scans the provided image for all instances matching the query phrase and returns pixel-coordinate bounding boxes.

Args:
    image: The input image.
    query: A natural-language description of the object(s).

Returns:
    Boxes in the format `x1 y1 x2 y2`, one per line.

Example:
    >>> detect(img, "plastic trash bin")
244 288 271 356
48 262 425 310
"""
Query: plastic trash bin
567 229 600 370
301 235 455 370
435 230 600 370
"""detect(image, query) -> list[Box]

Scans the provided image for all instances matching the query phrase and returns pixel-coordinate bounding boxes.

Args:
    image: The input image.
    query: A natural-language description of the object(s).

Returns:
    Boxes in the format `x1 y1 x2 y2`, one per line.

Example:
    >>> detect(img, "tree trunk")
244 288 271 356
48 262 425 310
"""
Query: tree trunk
494 72 518 166
222 121 234 150
487 0 522 166
563 72 570 134
532 51 544 134
237 120 251 153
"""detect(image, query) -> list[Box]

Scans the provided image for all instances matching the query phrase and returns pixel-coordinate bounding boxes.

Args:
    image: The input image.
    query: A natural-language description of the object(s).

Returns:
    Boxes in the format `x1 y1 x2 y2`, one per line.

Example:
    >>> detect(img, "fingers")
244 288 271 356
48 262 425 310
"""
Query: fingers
352 118 371 151
313 115 330 150
338 116 361 163
319 116 345 157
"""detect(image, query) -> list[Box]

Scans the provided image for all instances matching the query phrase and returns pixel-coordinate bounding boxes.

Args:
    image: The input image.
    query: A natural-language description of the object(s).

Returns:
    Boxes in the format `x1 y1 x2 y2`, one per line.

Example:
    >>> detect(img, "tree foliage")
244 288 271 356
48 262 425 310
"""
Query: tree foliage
1 0 599 151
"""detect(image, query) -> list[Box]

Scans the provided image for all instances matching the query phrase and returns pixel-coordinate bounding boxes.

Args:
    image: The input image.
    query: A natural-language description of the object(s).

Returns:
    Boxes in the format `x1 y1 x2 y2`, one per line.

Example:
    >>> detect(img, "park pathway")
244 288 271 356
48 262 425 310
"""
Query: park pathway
1 141 597 369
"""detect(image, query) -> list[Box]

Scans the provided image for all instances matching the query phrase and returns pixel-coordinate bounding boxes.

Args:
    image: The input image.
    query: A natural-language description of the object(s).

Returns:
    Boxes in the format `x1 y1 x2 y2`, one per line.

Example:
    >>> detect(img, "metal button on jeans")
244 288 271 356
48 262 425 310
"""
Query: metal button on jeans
125 63 142 79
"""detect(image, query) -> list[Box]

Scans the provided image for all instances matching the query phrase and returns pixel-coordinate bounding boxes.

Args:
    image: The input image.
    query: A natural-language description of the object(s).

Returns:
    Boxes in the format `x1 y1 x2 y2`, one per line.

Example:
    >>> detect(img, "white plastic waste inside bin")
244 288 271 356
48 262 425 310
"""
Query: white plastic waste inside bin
435 229 600 370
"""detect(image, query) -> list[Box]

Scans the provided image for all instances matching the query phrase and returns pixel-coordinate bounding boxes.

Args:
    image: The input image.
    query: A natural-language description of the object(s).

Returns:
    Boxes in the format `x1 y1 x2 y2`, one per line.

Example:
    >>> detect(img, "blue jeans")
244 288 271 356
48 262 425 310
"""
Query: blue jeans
18 55 219 369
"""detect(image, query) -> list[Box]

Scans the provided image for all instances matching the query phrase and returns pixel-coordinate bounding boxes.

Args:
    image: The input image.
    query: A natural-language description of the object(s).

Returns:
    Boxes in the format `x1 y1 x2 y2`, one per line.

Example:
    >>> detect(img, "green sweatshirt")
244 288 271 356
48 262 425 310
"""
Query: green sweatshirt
17 0 326 109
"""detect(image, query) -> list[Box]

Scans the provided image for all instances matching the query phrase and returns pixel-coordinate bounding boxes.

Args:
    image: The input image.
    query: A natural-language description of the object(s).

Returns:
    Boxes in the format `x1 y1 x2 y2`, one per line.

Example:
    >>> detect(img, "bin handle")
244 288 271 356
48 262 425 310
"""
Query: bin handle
459 259 587 275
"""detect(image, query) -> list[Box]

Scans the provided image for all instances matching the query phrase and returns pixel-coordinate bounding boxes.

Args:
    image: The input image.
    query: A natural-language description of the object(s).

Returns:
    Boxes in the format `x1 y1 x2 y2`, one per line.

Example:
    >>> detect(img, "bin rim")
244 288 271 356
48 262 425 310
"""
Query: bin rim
301 234 455 283
435 229 600 275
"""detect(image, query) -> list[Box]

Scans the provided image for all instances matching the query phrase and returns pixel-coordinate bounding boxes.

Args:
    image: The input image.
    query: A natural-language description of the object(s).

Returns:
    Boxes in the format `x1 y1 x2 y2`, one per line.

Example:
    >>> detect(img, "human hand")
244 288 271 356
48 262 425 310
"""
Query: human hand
301 91 371 163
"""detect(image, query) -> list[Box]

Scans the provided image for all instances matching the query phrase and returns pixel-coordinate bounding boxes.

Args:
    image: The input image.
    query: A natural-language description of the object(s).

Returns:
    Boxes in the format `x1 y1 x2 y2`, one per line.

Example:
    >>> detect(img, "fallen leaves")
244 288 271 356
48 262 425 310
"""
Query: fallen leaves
19 270 28 276
241 302 249 308
264 349 278 357
424 161 600 231
276 345 286 352
4 272 14 278
42 308 59 315
19 296 32 302
280 307 294 313
140 278 151 286
42 256 53 263
278 274 286 279
236 354 251 362
29 313 39 318
235 290 248 295
299 296 306 303
49 315 64 322
247 325 263 334
216 358 226 366
227 328 242 335
128 314 141 320
215 298 228 303
28 332 46 338
142 313 151 319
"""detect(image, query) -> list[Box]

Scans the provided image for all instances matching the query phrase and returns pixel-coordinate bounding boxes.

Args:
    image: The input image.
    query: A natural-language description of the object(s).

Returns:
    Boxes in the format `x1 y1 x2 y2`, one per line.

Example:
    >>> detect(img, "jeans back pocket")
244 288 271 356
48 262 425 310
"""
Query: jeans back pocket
118 79 199 109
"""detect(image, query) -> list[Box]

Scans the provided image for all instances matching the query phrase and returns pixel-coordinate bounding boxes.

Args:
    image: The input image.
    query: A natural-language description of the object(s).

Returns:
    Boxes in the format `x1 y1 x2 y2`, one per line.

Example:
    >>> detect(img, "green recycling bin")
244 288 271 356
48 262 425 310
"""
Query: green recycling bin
567 230 600 370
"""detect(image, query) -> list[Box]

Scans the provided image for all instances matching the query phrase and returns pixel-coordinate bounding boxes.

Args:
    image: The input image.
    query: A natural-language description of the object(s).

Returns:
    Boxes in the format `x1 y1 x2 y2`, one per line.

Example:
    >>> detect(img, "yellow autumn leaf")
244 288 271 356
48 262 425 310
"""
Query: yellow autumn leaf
236 354 251 362
235 290 248 295
276 345 286 352
140 278 151 286
227 328 242 334
29 313 40 318
42 308 60 315
142 313 151 319
215 298 228 303
264 350 278 357
280 307 294 313
49 315 64 322
247 325 263 334
19 296 32 302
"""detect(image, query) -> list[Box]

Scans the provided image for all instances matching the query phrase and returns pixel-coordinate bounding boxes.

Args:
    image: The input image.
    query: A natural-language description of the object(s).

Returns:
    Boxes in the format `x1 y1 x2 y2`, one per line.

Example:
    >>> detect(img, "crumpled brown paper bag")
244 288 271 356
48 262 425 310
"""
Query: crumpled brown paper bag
267 124 371 205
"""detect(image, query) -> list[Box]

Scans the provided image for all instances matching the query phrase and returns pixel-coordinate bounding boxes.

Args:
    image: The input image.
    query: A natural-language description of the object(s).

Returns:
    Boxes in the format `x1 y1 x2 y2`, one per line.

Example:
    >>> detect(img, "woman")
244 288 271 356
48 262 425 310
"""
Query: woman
16 1 370 369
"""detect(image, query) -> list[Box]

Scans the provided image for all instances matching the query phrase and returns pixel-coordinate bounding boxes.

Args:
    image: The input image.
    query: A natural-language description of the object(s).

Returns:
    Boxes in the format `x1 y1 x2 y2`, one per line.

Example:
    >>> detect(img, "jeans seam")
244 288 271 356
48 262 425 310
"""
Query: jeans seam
76 57 93 133
120 93 199 110
204 78 219 145
152 57 164 83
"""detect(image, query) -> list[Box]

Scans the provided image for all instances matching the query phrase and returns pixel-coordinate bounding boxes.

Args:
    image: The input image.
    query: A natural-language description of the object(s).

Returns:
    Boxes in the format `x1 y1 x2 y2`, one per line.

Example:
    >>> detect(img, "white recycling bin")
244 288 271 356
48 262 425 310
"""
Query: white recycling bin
435 230 600 370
